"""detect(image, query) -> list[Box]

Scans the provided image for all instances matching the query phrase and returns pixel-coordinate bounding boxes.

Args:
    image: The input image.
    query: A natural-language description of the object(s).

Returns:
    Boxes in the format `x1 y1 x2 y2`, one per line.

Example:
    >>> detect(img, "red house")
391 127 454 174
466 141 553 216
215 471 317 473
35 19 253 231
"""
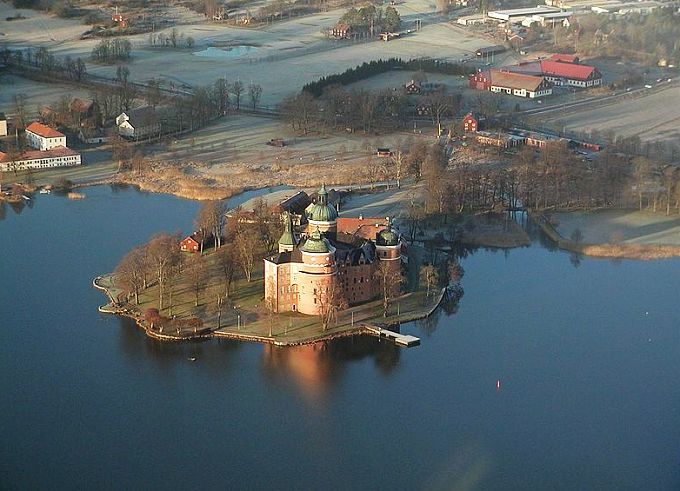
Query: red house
404 80 421 95
469 70 491 91
180 235 200 253
331 23 352 39
462 113 478 132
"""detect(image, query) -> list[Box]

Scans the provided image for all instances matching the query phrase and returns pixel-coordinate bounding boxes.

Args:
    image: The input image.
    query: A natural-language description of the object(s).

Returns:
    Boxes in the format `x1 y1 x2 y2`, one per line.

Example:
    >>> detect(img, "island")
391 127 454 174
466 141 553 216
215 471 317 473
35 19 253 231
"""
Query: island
94 184 465 345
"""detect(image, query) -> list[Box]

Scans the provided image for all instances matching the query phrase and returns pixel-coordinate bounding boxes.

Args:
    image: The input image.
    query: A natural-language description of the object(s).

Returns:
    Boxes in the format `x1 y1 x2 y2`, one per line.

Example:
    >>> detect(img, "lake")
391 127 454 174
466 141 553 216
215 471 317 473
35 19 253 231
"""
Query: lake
1 186 679 490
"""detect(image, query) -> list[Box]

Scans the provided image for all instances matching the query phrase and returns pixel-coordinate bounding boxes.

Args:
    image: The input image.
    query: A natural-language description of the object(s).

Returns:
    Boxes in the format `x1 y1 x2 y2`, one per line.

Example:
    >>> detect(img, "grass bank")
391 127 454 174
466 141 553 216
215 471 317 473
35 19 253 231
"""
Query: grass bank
536 213 680 260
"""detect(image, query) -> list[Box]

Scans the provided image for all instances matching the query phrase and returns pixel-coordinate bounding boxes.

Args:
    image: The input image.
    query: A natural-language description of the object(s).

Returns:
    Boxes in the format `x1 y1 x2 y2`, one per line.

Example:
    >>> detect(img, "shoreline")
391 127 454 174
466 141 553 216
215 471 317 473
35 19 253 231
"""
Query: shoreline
94 274 446 346
535 213 680 260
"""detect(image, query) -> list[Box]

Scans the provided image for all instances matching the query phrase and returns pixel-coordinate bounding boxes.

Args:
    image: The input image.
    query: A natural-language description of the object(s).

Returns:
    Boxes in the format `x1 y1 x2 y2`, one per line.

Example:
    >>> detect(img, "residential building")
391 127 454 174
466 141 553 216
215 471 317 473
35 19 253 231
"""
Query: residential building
25 122 66 151
116 106 161 139
404 80 421 94
180 235 200 253
0 113 7 137
70 99 102 128
463 113 479 132
331 23 352 38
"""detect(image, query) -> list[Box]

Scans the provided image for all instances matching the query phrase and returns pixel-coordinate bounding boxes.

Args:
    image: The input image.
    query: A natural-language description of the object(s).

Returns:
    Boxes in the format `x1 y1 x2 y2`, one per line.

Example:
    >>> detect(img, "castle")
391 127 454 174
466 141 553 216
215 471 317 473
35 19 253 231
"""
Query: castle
264 185 406 316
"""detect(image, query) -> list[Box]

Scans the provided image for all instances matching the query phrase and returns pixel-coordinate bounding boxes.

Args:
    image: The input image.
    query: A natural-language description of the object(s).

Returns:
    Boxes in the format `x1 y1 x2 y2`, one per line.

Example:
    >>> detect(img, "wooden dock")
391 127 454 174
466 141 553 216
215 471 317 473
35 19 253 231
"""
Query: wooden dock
363 324 420 347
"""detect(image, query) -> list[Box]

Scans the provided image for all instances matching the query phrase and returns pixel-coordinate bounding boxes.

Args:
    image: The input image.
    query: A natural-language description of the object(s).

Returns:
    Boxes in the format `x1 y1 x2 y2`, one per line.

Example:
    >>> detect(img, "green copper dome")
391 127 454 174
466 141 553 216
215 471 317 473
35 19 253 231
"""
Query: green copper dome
377 226 399 246
301 228 331 253
278 213 297 246
307 184 338 222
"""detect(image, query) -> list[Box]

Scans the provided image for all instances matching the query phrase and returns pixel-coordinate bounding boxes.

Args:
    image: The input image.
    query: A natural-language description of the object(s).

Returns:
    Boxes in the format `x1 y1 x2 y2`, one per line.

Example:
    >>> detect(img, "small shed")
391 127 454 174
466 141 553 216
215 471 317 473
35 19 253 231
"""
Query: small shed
376 148 392 157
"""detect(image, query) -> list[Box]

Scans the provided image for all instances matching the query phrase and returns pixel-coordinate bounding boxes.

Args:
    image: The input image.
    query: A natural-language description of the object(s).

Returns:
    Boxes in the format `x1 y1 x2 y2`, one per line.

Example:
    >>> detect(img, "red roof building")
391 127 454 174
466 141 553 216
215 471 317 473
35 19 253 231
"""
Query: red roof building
26 122 64 139
463 113 479 132
331 23 352 38
538 60 602 87
489 70 553 98
180 235 200 253
548 53 579 64
336 217 388 241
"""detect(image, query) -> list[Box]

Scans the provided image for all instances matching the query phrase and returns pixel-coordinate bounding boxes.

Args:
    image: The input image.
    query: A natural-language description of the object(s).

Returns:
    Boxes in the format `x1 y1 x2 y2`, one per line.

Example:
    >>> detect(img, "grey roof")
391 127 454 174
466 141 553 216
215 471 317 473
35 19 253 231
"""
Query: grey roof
125 106 157 127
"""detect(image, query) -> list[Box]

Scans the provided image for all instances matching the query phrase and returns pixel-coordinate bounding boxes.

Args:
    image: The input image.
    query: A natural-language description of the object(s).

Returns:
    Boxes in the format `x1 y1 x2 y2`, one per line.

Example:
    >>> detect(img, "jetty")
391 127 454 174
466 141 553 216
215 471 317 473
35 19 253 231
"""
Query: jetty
363 324 420 347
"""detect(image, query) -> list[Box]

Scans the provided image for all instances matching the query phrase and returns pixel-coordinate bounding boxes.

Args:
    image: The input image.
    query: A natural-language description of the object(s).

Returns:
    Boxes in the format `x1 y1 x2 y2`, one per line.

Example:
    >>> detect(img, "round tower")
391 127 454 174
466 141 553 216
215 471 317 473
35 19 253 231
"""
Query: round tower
307 184 338 237
297 228 337 316
375 224 401 265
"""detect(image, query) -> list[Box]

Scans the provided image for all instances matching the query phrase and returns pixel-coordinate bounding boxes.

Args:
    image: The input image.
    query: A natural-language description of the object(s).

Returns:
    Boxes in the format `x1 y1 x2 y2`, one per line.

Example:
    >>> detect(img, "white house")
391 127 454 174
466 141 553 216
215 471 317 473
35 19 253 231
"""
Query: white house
116 106 161 140
0 146 81 172
25 122 67 151
0 113 7 137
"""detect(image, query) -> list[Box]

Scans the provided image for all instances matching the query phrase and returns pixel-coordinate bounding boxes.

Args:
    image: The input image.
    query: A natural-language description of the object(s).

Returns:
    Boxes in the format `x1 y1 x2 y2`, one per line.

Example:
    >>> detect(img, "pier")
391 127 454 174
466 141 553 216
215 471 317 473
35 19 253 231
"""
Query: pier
363 324 420 347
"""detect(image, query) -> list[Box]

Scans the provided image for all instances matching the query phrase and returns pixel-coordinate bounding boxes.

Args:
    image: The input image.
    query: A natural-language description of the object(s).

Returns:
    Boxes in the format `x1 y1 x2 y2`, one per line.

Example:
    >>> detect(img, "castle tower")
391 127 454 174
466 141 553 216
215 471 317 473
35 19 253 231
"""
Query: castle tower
375 223 402 296
297 228 337 316
306 184 338 238
278 212 297 253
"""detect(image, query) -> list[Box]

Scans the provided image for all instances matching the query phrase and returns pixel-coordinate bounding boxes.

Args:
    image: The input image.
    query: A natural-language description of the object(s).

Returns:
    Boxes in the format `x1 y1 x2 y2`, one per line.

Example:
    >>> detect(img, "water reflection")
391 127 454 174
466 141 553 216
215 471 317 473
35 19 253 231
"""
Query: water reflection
261 335 401 402
117 316 242 377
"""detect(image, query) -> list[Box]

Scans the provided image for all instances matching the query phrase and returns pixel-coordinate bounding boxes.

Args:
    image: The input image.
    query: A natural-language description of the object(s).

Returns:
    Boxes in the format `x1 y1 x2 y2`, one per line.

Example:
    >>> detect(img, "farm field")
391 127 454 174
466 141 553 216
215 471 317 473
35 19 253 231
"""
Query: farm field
0 0 490 107
0 74 91 116
542 85 680 142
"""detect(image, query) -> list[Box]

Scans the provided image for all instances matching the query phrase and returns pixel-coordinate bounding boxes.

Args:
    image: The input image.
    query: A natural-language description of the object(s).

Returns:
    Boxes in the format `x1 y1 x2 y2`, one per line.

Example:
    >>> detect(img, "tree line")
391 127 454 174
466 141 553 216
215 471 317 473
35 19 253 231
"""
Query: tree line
302 58 474 97
281 84 461 135
2 47 87 82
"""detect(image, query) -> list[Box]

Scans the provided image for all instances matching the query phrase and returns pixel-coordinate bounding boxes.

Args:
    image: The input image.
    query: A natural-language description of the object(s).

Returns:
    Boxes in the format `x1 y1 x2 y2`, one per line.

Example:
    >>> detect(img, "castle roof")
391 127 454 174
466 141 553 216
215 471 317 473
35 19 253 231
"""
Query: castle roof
301 228 331 253
278 213 298 247
307 184 338 222
376 225 399 246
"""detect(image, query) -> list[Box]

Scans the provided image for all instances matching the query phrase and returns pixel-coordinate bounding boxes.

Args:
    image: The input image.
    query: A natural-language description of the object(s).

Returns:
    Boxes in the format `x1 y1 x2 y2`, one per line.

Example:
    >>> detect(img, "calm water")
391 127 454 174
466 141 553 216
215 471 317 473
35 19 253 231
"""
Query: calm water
1 186 679 490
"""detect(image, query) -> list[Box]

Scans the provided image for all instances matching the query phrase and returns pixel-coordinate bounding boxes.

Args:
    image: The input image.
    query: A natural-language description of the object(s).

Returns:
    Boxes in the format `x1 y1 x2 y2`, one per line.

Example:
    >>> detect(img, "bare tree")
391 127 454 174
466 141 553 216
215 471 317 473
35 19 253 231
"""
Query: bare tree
248 83 263 110
391 148 406 189
420 264 439 298
187 255 209 307
231 80 244 110
147 234 180 310
114 246 147 304
234 227 257 281
12 94 28 130
216 244 236 297
375 260 403 317
316 281 347 331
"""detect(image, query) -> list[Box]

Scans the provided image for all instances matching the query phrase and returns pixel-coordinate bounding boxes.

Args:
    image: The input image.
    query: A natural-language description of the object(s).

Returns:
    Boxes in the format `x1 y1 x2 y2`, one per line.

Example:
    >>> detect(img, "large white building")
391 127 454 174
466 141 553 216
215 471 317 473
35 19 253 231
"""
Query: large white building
25 122 66 151
487 5 562 22
0 146 81 172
